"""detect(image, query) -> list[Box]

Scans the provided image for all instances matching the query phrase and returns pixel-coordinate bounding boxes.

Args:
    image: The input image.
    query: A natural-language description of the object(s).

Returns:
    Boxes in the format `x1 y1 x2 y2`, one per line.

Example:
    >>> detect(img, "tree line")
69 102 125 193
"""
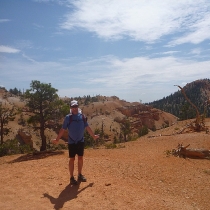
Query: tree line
147 79 210 120
0 81 69 155
3 79 209 156
1 80 148 156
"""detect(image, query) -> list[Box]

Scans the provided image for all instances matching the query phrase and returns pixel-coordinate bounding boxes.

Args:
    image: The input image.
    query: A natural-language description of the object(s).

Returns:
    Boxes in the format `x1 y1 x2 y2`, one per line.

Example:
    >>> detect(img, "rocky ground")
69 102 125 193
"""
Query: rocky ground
0 119 210 210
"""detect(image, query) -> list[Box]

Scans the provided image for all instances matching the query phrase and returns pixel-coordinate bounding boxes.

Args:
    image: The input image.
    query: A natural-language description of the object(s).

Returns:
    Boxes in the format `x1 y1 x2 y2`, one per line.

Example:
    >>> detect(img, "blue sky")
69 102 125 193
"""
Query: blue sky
1 0 210 103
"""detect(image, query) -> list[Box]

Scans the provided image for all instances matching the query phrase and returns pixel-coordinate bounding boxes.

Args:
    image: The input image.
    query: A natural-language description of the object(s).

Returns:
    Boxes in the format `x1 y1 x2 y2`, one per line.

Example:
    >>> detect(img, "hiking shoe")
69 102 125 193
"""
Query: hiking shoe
70 176 78 185
78 174 87 182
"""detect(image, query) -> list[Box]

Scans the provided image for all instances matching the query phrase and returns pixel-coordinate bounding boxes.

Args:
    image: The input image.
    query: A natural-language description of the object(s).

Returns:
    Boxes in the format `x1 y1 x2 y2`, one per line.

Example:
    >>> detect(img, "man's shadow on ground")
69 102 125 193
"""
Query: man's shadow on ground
43 182 94 210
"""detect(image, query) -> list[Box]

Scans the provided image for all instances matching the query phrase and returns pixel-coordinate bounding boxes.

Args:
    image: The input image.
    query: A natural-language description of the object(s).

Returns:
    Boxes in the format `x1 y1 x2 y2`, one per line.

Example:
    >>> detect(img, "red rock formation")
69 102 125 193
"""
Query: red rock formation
117 104 177 131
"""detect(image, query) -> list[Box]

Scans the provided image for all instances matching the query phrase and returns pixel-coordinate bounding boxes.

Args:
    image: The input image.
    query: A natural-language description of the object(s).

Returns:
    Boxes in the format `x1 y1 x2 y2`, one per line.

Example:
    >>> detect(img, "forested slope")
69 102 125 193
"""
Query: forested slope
147 79 210 119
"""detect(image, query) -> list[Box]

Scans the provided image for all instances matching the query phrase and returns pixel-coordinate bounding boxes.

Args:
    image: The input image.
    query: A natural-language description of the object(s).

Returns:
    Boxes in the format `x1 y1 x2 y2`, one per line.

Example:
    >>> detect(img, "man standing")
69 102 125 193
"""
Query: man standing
52 100 99 185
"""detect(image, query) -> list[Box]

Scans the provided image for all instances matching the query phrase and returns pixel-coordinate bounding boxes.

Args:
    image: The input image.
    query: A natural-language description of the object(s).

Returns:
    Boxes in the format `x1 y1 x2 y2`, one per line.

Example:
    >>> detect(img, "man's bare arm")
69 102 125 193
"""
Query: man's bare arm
86 126 99 140
52 128 65 144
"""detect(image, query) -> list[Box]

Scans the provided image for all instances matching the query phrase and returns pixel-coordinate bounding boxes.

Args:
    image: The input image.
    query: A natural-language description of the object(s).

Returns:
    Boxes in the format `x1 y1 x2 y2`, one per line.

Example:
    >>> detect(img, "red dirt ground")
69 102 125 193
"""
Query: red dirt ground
0 119 210 210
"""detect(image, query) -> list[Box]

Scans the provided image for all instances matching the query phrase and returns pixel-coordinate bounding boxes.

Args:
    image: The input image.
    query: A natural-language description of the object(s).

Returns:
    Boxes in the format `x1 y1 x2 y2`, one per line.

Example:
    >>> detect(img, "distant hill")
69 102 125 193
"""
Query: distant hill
146 79 210 119
0 88 177 150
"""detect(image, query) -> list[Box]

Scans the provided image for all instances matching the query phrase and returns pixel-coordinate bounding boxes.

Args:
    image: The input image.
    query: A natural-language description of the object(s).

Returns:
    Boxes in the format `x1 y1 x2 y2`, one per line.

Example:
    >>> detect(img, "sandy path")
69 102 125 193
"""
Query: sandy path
0 132 210 210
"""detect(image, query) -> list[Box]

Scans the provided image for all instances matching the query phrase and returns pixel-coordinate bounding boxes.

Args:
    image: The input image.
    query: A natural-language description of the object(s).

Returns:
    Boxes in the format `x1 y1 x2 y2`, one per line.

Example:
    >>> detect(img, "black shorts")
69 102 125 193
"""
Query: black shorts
68 142 84 158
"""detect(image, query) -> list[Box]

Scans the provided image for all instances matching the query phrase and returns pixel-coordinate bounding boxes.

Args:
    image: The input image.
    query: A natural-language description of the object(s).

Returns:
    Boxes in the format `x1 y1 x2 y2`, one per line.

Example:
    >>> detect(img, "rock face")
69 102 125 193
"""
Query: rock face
117 105 177 131
0 87 178 145
17 129 33 148
59 103 178 142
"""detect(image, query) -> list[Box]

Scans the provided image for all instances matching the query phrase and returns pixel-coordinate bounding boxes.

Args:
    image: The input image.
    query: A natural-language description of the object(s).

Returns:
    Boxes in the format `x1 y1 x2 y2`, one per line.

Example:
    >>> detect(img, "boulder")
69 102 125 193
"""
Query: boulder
17 129 33 148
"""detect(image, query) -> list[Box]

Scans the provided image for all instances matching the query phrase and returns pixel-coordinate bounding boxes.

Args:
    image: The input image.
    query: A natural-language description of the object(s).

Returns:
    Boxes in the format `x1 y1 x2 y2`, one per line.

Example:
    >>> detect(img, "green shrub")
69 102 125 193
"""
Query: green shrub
138 125 149 137
105 143 117 149
0 139 32 157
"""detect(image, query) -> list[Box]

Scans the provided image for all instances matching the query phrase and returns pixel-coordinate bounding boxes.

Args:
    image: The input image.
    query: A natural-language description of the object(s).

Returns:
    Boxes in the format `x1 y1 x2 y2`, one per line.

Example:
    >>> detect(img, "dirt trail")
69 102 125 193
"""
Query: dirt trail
1 127 210 210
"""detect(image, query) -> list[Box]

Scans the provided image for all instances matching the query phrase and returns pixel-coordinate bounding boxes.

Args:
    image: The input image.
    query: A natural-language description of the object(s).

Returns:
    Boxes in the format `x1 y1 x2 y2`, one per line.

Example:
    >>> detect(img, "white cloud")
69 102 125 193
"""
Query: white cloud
93 56 210 88
22 54 37 63
159 51 180 55
1 53 210 102
168 13 210 45
0 19 10 23
0 45 20 53
61 0 210 44
15 40 33 49
190 48 201 55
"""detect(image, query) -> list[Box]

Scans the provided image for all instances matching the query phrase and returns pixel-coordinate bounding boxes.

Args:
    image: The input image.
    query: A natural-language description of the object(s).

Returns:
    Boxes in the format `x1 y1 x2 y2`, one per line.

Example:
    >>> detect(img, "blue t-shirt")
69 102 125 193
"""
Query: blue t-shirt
62 113 88 144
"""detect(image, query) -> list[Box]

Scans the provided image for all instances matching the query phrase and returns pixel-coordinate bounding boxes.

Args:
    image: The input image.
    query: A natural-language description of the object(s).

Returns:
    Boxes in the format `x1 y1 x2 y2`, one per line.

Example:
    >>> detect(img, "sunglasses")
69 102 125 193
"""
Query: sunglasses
71 106 78 108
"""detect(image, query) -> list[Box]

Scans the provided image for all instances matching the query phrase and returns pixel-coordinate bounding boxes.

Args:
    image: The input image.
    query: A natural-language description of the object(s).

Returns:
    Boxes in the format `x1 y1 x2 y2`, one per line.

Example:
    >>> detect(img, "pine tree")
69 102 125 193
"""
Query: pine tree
24 80 63 151
0 103 16 144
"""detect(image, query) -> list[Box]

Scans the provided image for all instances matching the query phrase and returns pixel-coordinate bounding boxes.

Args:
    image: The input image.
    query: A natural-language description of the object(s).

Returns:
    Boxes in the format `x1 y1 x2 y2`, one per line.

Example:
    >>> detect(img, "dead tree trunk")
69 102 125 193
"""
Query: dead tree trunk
172 144 210 159
174 85 206 132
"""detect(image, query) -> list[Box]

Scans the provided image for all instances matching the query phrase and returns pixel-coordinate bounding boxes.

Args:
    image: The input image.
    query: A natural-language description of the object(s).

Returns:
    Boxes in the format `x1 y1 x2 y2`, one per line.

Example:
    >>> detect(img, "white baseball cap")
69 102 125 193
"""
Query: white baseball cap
70 100 78 107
